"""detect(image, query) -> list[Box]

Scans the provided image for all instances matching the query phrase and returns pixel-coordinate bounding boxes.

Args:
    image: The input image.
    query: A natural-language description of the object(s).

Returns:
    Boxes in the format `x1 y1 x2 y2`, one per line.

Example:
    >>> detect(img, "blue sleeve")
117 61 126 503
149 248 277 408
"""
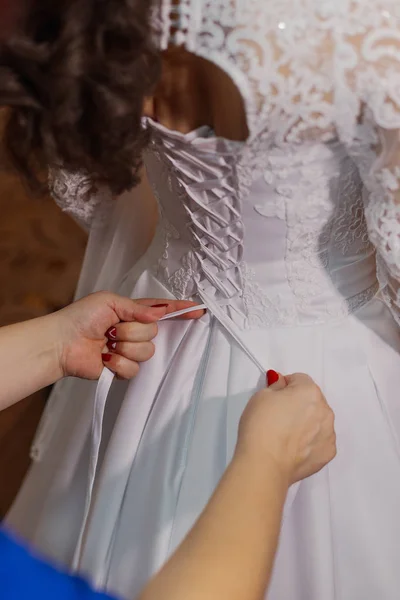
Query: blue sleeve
0 529 118 600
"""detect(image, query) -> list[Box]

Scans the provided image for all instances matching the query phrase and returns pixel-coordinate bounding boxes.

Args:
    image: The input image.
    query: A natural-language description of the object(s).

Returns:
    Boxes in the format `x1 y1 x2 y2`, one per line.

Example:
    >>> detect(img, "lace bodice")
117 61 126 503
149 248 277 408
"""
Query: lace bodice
50 0 400 325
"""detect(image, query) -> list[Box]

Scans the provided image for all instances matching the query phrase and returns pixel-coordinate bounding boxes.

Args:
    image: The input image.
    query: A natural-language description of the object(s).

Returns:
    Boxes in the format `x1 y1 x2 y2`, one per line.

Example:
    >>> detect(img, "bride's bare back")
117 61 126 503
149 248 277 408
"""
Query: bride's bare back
145 47 249 141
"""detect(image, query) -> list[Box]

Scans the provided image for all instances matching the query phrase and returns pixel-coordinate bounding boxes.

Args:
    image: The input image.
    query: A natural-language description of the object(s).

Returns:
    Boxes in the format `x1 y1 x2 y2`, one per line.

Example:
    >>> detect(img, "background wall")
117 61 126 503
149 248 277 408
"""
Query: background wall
0 148 87 516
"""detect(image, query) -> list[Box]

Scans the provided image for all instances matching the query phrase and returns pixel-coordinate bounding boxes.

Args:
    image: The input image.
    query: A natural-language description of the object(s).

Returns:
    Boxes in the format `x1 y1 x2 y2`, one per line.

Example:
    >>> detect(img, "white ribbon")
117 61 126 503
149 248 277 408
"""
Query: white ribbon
72 301 298 569
72 305 207 569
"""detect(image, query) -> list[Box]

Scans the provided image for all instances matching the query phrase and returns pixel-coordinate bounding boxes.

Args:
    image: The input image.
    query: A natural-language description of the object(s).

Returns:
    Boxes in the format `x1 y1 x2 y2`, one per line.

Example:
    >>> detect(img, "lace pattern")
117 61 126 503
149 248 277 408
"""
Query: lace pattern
152 0 400 324
364 132 400 324
240 261 379 328
240 262 298 328
146 126 246 309
332 163 372 257
154 2 399 139
48 167 112 229
145 129 380 328
48 0 400 326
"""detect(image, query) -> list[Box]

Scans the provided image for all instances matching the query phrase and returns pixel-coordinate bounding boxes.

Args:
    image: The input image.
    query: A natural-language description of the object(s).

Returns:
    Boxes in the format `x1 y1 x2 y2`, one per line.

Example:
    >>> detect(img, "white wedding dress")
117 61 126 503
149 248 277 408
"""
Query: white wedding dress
7 1 400 598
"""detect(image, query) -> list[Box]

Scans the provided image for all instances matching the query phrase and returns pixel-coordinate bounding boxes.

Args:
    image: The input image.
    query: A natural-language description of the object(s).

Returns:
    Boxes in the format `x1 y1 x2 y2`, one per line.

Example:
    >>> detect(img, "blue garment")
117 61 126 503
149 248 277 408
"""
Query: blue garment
0 528 117 600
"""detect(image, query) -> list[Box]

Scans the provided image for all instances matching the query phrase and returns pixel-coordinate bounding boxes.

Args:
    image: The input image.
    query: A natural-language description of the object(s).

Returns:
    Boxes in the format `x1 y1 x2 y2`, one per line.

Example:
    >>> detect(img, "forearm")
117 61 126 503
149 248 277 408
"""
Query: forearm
139 452 288 600
0 314 62 410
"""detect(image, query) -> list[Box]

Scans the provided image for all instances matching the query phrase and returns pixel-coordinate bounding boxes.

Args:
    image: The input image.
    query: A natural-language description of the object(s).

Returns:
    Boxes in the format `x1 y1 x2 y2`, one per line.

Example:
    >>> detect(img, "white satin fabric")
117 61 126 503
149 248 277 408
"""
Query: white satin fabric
9 1 400 596
7 119 400 600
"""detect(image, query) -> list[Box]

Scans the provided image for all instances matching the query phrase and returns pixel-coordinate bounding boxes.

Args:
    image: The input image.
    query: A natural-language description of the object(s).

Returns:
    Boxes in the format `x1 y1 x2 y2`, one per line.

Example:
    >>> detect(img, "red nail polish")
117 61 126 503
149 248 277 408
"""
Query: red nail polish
106 327 117 340
151 304 169 308
107 341 117 351
267 370 280 386
103 354 112 363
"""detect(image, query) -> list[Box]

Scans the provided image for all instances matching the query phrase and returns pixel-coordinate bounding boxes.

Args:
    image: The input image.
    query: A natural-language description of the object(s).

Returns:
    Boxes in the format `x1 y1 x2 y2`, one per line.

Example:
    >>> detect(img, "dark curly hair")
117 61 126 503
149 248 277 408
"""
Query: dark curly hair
0 0 160 195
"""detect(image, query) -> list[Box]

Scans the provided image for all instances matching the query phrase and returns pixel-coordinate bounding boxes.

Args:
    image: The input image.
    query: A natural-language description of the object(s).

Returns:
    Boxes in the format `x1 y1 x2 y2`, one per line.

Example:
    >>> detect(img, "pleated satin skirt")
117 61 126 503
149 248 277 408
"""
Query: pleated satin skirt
7 288 400 600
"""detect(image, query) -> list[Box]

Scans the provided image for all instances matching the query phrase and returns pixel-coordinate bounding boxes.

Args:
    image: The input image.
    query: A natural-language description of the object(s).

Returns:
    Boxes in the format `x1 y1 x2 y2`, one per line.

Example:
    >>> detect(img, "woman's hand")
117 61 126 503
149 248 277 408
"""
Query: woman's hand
55 292 204 381
237 372 336 486
139 372 336 600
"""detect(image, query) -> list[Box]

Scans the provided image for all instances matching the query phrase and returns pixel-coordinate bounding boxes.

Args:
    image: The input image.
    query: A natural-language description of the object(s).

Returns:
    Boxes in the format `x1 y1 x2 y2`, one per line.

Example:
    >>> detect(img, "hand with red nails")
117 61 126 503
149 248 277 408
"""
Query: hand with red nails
57 293 204 381
137 371 336 600
237 372 337 486
0 292 204 411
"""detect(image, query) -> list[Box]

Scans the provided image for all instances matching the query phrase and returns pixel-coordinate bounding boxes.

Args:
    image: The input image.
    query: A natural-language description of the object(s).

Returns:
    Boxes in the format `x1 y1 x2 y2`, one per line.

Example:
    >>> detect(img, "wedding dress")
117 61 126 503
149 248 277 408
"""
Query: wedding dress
7 1 400 598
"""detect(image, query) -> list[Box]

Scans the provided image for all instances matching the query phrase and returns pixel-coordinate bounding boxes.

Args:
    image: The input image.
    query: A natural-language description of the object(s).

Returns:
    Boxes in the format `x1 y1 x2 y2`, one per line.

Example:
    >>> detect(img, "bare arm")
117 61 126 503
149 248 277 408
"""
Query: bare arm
139 374 336 600
0 314 63 411
0 293 203 411
139 454 286 600
0 372 334 600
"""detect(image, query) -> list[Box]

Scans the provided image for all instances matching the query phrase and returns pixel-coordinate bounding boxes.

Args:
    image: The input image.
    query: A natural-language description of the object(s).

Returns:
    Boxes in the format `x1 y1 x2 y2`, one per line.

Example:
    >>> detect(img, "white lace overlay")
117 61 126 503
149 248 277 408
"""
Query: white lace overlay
360 127 400 325
145 127 246 311
152 0 400 325
48 167 112 229
48 0 400 325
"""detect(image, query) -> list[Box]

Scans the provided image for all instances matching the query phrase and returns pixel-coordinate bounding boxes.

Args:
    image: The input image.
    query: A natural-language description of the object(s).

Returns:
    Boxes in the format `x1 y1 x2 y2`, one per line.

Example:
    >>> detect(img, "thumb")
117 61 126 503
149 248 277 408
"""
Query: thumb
266 370 287 390
111 296 167 324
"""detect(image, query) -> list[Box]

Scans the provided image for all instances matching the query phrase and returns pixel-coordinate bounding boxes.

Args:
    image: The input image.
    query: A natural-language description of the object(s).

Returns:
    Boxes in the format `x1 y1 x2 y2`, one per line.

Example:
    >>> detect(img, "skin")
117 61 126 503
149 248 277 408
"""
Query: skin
139 373 336 600
0 8 337 598
0 40 336 591
0 314 336 600
142 48 337 600
0 292 204 411
141 45 252 242
144 47 249 142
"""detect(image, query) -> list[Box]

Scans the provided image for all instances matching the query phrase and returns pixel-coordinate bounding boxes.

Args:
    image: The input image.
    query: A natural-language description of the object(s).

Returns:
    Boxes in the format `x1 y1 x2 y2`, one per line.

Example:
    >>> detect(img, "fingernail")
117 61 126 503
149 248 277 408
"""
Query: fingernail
151 304 169 308
102 353 112 363
266 370 280 386
106 327 117 340
107 341 117 351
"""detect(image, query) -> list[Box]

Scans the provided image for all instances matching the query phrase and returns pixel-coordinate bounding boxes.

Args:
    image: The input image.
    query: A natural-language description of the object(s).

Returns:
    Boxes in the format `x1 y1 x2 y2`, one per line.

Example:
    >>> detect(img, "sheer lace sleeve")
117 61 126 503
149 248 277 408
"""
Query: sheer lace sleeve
48 167 112 230
335 1 400 323
361 128 400 324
